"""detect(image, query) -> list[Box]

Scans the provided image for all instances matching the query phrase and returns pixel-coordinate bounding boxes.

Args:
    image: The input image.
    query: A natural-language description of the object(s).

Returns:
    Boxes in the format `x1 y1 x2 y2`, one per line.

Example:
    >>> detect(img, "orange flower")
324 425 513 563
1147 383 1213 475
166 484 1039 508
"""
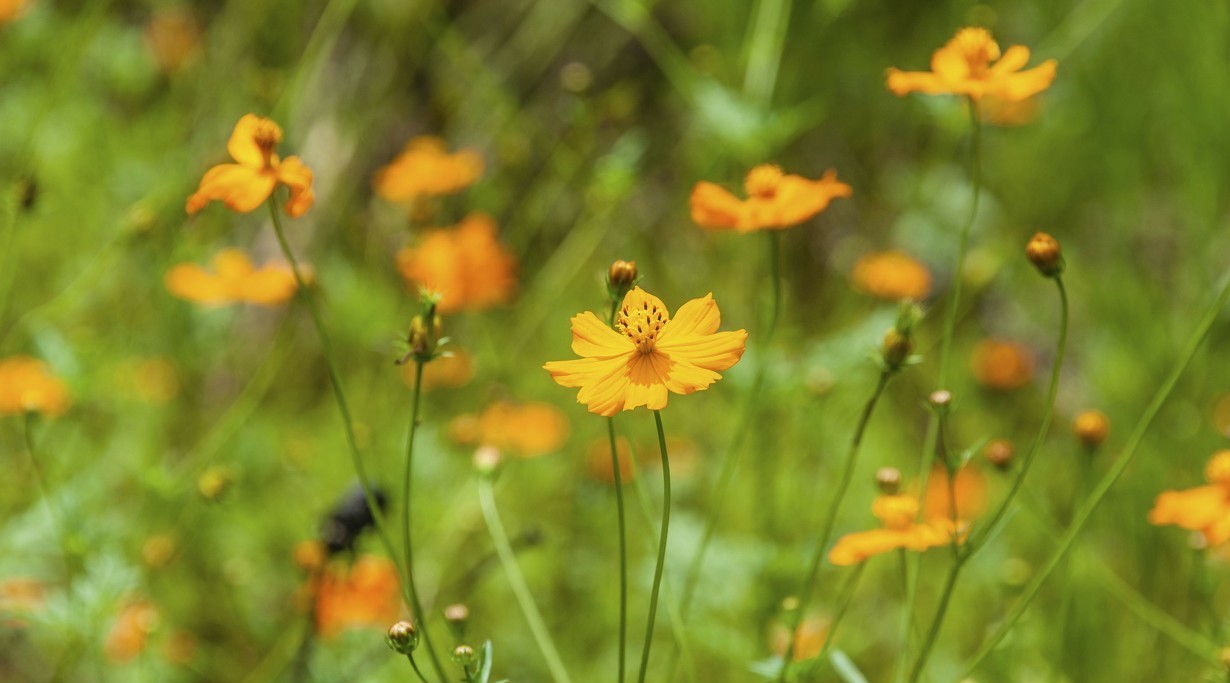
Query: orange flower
143 8 200 73
544 286 747 417
922 465 989 522
395 213 517 313
980 94 1040 126
313 555 401 638
887 27 1056 102
1149 451 1230 546
0 0 28 23
0 578 45 626
587 436 641 483
374 136 483 201
828 493 960 566
690 164 851 233
449 400 570 458
165 248 300 306
105 600 159 663
0 356 69 416
970 338 1034 390
770 616 829 662
850 250 933 301
186 114 314 217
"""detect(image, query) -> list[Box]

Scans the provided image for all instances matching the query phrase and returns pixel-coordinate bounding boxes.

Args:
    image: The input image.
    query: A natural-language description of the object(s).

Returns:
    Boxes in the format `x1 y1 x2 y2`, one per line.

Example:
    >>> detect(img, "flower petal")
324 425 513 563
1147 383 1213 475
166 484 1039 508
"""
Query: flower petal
991 60 1057 102
662 293 720 338
165 264 227 305
623 354 670 411
570 311 633 358
828 528 906 566
1148 485 1230 530
544 355 632 417
186 163 277 215
886 68 954 97
227 114 278 167
277 156 315 217
689 181 743 230
657 328 747 373
241 266 299 305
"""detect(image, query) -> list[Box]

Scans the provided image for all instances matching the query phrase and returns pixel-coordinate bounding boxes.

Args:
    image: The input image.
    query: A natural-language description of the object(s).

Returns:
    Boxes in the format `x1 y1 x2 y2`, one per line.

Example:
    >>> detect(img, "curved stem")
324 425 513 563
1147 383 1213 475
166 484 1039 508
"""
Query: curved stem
478 476 574 683
637 411 672 683
607 302 629 683
776 370 891 681
402 362 448 680
407 655 430 683
962 273 1230 676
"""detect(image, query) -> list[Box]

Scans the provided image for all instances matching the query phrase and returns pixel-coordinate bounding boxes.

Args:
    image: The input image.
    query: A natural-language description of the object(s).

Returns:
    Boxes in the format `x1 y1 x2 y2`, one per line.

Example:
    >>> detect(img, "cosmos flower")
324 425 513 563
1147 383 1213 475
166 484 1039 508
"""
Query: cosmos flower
690 164 851 233
449 400 570 458
544 286 746 417
1149 450 1230 546
186 114 314 217
828 493 962 567
374 136 483 202
849 250 933 301
165 248 300 306
395 213 517 314
0 356 69 416
313 555 401 639
887 27 1056 102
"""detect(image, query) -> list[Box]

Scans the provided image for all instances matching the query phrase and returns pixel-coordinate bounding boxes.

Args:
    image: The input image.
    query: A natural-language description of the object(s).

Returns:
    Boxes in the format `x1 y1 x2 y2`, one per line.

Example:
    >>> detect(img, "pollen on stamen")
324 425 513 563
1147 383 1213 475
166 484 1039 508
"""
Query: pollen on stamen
744 164 785 198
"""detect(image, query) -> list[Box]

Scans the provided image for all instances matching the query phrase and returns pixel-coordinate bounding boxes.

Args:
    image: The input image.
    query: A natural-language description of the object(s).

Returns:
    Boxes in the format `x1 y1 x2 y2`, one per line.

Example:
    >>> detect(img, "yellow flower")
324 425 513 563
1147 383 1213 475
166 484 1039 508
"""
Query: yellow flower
828 493 960 566
374 136 483 201
449 400 570 458
186 114 315 217
544 286 747 417
690 164 851 233
312 555 401 639
1149 450 1230 546
887 27 1057 102
165 248 300 306
0 356 69 416
849 250 933 301
395 213 517 313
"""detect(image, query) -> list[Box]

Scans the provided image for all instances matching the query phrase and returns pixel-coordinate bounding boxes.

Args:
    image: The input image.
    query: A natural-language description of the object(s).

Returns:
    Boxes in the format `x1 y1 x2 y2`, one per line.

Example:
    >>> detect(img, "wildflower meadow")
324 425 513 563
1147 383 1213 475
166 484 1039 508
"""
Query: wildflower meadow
4 1 1230 682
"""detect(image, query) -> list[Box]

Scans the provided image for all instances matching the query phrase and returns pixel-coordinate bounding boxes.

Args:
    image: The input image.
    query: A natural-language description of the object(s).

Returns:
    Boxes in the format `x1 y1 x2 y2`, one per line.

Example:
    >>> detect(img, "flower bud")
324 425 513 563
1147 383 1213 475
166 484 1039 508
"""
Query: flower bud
1072 410 1109 449
452 644 476 667
474 446 502 475
608 260 638 290
881 328 912 369
875 467 902 494
983 439 1014 470
443 603 470 639
386 620 419 655
1025 232 1064 278
928 390 952 410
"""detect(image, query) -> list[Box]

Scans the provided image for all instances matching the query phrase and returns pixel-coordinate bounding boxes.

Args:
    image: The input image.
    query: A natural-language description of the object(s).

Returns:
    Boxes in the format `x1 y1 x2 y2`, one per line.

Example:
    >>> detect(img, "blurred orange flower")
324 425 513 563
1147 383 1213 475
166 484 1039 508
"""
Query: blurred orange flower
587 436 641 483
105 599 159 663
770 616 829 662
374 136 483 201
449 400 570 458
143 8 200 73
887 27 1057 102
186 114 314 217
980 94 1040 126
1149 450 1230 546
396 213 517 314
403 349 475 391
970 338 1034 390
690 164 851 233
165 248 300 307
0 356 69 416
545 286 747 417
828 493 961 566
922 465 989 522
0 578 45 626
313 555 401 638
0 0 28 23
850 250 933 301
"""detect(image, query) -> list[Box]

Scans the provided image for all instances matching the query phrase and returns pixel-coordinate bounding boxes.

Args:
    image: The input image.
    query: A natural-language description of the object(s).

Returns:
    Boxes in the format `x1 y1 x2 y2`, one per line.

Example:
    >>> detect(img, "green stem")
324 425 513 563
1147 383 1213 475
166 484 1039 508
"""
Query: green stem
608 303 629 683
815 563 866 663
406 655 430 683
962 273 1230 676
477 476 573 683
766 231 782 345
776 369 891 681
22 414 73 583
638 411 672 683
402 362 448 681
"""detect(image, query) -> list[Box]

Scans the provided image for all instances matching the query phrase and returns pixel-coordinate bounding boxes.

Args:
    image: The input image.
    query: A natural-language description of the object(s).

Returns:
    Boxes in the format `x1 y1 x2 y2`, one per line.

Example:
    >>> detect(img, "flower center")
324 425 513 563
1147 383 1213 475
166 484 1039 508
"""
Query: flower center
618 299 669 354
252 119 283 163
744 164 785 199
873 494 919 531
952 27 1001 77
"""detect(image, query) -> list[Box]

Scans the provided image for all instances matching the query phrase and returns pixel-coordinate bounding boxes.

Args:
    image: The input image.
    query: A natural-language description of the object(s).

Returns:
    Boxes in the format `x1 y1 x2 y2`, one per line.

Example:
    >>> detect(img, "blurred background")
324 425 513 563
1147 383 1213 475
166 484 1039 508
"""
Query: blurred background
2 0 1230 681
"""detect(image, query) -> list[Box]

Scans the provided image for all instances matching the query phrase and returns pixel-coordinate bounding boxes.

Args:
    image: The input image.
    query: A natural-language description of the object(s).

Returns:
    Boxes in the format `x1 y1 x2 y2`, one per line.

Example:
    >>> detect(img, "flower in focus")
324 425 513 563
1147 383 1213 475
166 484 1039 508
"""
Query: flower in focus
449 400 570 458
186 114 315 217
313 555 401 638
690 164 852 233
850 251 933 301
886 27 1057 102
0 356 69 416
544 286 747 417
828 493 962 566
165 248 301 307
404 348 475 391
396 213 517 314
970 338 1034 390
922 465 989 522
374 136 483 202
1149 450 1230 546
105 599 159 663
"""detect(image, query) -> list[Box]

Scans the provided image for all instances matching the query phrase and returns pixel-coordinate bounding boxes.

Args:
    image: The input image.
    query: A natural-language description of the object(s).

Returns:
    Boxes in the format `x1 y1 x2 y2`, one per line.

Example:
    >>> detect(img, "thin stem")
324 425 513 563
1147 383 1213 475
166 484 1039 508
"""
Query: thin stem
638 411 672 683
406 655 430 683
22 414 73 583
962 273 1230 676
608 302 629 683
776 370 892 681
478 475 574 683
402 362 448 680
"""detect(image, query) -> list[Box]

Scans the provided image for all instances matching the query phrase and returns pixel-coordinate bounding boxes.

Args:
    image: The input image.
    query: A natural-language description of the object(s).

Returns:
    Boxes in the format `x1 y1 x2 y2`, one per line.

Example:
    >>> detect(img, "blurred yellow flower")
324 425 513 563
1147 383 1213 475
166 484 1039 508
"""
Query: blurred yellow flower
0 356 69 416
970 338 1034 390
374 136 483 202
690 164 851 232
828 493 961 566
403 348 475 390
887 27 1057 102
922 465 988 522
313 555 401 639
449 400 570 458
165 248 300 307
105 599 159 663
0 0 28 24
186 114 314 217
396 213 517 313
544 286 747 417
770 616 829 662
849 250 933 301
1149 450 1230 546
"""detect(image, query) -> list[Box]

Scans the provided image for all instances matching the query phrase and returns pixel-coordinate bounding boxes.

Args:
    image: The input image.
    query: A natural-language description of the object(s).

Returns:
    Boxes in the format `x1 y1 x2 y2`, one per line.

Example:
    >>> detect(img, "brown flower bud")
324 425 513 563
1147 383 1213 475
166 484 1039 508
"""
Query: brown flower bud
452 644 476 667
608 260 638 289
881 328 913 370
386 620 419 654
875 467 902 494
1025 232 1064 277
983 439 1015 470
1072 410 1109 449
